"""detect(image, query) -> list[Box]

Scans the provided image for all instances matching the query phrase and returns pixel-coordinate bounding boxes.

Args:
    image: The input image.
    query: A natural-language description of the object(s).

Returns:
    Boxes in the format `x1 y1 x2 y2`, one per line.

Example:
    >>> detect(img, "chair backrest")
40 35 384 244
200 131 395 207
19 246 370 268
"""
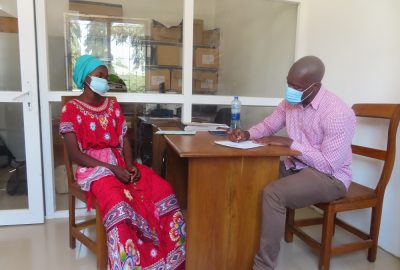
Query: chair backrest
351 104 400 196
214 107 231 126
61 96 117 186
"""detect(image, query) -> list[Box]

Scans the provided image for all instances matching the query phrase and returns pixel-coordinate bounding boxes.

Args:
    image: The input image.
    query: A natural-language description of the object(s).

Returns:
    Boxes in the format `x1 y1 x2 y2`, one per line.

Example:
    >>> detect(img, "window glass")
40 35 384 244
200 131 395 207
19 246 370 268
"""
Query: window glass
47 0 183 92
65 14 148 92
0 103 27 209
0 17 20 91
192 105 276 130
194 0 298 97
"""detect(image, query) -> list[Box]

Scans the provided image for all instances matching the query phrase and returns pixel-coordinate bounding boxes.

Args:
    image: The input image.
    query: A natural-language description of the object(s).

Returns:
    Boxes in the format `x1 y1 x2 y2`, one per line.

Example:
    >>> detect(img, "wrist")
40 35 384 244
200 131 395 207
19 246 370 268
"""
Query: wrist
105 163 116 173
244 131 250 140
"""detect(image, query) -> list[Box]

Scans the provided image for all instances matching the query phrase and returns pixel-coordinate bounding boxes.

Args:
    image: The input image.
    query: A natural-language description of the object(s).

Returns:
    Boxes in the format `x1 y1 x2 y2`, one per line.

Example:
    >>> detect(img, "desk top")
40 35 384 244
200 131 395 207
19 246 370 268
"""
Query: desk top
164 131 300 158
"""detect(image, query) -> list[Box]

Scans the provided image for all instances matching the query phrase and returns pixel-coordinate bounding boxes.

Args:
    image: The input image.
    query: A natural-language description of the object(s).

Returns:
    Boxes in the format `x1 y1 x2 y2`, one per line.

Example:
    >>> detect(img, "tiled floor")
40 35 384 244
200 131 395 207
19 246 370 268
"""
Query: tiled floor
0 208 399 270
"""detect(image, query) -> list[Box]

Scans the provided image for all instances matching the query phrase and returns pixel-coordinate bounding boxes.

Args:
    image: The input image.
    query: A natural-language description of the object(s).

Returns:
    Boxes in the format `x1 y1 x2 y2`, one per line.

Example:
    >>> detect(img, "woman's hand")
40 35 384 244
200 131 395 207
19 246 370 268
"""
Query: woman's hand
110 165 134 184
127 164 141 183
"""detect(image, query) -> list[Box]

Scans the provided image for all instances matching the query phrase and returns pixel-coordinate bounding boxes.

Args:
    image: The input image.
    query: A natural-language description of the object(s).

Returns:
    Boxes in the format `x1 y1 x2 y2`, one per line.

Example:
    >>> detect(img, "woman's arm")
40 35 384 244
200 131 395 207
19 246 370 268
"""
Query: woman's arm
122 136 141 182
63 132 132 183
122 136 133 166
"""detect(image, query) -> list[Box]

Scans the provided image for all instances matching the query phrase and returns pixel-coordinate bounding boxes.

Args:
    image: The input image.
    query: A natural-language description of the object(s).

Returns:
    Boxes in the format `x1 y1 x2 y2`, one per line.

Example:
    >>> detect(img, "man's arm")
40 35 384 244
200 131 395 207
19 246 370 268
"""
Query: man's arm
247 101 287 140
228 101 287 142
291 111 356 174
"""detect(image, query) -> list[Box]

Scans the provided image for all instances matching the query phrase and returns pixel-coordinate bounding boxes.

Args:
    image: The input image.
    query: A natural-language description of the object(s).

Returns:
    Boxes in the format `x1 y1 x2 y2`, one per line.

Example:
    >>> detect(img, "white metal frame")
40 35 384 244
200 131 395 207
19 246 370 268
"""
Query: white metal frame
0 0 44 225
35 0 299 218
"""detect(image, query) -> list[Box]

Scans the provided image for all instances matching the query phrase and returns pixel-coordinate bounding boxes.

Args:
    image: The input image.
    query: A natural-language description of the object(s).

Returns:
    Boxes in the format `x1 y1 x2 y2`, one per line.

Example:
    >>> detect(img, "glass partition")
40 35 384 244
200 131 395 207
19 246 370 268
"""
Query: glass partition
0 24 21 92
194 0 298 97
191 104 276 130
0 103 27 210
46 0 296 96
46 0 184 92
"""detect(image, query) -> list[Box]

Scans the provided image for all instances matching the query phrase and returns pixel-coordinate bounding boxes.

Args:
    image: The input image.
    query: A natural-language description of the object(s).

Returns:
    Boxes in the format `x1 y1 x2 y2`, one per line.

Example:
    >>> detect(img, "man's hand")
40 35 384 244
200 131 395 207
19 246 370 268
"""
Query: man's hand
227 128 250 142
254 135 293 147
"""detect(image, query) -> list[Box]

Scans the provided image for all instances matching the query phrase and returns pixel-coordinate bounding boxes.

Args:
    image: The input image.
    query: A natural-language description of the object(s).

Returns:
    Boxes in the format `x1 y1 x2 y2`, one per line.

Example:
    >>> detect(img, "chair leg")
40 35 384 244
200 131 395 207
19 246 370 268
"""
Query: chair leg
368 203 383 262
95 206 108 270
319 207 335 270
68 194 76 249
284 208 295 243
332 213 337 236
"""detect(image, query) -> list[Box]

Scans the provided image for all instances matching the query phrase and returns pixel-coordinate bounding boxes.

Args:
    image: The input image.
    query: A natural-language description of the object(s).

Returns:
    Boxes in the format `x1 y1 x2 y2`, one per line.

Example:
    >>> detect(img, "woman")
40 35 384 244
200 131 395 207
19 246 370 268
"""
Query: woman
60 55 186 270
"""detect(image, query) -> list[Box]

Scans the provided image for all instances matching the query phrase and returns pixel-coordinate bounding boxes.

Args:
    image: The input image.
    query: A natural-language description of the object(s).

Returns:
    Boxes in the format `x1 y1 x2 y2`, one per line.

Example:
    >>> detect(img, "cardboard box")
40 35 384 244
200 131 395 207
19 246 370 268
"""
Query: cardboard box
203 28 220 46
0 17 18 33
193 19 204 45
151 20 182 42
156 45 182 66
194 48 219 68
145 69 171 91
170 69 183 92
170 70 197 93
193 71 218 93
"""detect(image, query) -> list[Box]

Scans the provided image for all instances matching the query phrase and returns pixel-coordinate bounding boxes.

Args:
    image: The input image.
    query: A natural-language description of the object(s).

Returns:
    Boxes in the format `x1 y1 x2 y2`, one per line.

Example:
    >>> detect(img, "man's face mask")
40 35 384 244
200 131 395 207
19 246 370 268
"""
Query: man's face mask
88 76 109 95
285 82 317 105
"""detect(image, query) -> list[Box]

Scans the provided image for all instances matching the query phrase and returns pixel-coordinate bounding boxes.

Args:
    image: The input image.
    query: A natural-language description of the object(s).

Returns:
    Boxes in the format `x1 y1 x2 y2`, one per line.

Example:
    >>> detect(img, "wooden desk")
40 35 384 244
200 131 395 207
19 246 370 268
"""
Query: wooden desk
164 132 300 270
136 117 181 171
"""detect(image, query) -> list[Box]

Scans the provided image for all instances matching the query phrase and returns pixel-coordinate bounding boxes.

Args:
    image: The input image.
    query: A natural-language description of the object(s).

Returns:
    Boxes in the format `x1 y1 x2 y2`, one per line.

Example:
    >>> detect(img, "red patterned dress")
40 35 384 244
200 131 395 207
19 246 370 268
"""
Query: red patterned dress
59 98 186 270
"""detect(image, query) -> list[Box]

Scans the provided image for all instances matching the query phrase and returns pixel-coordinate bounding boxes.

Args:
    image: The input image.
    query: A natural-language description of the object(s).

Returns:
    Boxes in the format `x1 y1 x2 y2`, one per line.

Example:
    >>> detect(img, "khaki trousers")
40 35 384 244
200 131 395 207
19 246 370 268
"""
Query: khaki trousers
253 162 347 270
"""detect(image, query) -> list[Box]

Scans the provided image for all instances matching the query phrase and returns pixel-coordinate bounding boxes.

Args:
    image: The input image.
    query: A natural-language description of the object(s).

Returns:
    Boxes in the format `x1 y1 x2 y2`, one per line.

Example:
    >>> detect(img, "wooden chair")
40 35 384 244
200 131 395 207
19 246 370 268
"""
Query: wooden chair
284 103 400 270
62 96 112 270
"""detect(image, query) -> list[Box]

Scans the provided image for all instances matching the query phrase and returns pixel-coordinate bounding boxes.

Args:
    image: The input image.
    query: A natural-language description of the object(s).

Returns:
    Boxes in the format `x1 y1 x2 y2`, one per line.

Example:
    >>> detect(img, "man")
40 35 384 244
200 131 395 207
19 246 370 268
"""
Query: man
228 56 356 269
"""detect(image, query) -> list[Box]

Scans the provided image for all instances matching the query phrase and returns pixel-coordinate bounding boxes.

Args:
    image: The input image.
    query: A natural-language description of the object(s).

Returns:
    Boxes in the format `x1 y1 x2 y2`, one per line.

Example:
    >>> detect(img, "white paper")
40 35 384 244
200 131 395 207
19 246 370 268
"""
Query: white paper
155 130 196 135
183 122 228 127
214 140 264 149
184 122 229 132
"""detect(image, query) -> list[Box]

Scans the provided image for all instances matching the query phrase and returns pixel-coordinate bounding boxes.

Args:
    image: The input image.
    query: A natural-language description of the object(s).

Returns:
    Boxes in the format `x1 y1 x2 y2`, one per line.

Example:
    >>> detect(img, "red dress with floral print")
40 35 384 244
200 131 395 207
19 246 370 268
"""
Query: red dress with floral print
60 98 186 270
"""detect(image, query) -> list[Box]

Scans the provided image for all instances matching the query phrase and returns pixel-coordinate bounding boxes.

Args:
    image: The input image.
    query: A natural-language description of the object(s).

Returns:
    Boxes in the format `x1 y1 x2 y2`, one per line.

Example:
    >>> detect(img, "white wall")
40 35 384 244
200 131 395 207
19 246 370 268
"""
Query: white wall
296 0 400 257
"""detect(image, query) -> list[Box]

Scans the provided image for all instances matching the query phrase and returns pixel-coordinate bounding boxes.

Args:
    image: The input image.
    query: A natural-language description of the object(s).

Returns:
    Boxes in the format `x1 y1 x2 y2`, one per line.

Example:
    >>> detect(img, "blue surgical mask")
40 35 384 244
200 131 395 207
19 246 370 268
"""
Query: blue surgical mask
285 83 316 105
88 76 109 95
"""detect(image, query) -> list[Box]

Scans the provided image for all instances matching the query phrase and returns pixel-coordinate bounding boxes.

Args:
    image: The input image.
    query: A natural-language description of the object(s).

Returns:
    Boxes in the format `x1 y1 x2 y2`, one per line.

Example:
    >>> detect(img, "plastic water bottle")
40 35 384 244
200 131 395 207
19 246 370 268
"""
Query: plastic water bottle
230 96 241 130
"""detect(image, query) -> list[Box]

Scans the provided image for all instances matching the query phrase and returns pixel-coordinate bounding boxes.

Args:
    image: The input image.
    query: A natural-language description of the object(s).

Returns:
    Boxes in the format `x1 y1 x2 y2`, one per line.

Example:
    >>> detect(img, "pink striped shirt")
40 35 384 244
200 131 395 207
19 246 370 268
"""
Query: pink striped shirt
248 86 356 189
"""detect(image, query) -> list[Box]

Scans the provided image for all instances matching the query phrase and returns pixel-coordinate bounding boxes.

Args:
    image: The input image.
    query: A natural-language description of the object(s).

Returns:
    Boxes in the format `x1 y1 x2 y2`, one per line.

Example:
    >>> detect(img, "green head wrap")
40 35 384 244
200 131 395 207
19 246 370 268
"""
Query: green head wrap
73 55 105 89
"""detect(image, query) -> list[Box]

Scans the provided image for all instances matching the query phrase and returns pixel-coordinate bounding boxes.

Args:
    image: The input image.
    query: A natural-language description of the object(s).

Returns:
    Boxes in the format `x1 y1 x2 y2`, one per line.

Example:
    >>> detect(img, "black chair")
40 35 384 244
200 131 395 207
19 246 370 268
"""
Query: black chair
214 107 231 126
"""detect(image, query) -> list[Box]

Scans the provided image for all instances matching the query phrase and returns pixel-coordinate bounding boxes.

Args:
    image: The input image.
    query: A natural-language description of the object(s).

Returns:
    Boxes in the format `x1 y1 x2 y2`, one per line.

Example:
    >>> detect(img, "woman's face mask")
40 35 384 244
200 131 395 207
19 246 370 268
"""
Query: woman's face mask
285 82 316 105
88 76 109 95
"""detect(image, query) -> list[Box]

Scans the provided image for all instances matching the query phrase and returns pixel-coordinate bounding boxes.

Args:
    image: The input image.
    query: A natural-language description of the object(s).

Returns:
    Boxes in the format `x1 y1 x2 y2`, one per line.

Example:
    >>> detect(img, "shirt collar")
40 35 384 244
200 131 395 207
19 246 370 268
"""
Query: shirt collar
308 85 326 110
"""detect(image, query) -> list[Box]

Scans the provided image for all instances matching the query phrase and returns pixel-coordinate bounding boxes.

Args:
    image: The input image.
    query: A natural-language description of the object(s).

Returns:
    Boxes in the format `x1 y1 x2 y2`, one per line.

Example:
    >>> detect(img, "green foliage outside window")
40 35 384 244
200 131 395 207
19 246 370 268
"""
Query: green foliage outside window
66 13 147 92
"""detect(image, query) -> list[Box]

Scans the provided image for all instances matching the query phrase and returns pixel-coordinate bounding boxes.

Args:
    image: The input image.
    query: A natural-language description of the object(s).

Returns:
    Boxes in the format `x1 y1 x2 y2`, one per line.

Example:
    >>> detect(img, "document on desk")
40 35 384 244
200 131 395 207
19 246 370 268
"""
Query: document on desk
155 130 197 135
214 140 264 149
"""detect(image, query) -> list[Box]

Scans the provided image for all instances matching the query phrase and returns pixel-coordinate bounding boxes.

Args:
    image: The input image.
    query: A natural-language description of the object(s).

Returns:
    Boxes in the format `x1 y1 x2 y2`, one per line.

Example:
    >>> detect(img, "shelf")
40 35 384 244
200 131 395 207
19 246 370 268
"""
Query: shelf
145 65 218 72
139 38 218 49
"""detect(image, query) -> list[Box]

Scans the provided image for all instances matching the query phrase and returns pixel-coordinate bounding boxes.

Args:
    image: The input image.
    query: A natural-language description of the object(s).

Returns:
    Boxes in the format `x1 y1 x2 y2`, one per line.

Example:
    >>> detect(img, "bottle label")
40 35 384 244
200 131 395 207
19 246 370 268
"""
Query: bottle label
231 113 240 121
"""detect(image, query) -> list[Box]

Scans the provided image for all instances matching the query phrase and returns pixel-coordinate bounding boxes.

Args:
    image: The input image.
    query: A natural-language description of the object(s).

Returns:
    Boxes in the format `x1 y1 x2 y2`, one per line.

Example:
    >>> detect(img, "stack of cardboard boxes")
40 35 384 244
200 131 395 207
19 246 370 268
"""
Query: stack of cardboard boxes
145 19 220 94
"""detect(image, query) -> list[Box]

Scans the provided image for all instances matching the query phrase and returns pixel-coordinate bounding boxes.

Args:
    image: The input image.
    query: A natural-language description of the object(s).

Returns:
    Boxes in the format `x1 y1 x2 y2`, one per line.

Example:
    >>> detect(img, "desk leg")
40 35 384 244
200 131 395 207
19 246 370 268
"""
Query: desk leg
186 156 279 270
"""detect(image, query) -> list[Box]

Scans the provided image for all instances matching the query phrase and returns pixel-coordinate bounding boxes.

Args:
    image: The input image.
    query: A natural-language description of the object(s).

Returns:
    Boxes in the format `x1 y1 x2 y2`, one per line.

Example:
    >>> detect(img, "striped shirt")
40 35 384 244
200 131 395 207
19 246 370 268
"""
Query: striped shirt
248 86 356 189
